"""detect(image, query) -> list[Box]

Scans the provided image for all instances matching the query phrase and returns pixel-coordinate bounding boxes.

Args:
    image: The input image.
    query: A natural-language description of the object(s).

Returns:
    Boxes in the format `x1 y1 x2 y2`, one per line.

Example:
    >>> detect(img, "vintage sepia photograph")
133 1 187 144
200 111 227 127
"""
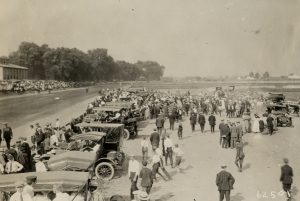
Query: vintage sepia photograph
0 0 299 201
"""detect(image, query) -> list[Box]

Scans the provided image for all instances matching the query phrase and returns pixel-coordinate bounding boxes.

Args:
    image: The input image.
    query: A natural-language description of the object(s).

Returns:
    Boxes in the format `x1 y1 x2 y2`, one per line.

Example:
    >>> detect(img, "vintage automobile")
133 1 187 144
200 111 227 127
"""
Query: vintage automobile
267 93 285 103
284 101 300 117
89 107 139 140
73 123 126 180
266 104 293 127
228 85 235 91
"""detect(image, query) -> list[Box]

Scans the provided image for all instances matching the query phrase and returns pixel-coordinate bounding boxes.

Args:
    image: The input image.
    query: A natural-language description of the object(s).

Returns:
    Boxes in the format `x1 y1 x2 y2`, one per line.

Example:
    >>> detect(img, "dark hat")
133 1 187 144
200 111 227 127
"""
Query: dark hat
142 161 148 166
283 158 289 164
7 154 14 160
221 164 227 169
26 176 37 182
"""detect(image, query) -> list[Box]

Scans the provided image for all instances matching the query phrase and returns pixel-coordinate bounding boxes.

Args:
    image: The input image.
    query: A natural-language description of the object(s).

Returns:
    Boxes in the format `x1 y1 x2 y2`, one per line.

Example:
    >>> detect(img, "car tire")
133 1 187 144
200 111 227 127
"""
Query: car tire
95 162 114 180
124 129 130 140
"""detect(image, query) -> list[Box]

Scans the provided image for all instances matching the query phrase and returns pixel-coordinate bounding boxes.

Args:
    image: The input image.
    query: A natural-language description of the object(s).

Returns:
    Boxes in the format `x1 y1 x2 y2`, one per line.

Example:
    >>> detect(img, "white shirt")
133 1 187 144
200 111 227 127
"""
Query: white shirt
50 135 59 146
155 148 163 157
128 160 140 174
35 161 47 172
140 140 149 148
23 185 34 198
164 138 173 148
0 164 4 173
5 161 23 173
53 192 70 201
173 147 184 157
55 120 60 128
152 154 161 164
9 192 33 201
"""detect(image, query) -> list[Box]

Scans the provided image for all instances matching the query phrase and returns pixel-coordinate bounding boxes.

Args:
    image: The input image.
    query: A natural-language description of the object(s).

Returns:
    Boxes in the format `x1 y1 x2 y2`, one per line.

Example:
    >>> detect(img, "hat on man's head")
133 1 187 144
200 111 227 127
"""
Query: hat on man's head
26 176 37 183
137 191 150 200
153 128 157 131
221 164 227 169
283 158 289 164
142 161 148 166
33 155 41 160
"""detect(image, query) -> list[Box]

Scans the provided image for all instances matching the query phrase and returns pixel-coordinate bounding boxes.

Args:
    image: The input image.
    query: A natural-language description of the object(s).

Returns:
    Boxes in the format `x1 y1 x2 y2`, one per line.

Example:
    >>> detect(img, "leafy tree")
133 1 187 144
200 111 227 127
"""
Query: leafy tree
249 72 254 78
3 41 165 82
9 42 49 79
87 49 116 81
254 72 260 79
135 61 165 81
116 61 141 81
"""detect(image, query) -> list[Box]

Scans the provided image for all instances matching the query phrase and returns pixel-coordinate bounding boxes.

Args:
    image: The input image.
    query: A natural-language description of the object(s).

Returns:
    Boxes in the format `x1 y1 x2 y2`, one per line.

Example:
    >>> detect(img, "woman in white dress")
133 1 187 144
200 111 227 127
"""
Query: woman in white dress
252 114 260 133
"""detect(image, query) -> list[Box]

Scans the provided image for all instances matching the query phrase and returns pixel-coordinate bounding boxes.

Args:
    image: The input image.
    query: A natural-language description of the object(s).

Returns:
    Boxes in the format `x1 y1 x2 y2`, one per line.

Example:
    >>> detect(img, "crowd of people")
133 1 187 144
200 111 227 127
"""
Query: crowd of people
0 87 297 201
0 80 92 94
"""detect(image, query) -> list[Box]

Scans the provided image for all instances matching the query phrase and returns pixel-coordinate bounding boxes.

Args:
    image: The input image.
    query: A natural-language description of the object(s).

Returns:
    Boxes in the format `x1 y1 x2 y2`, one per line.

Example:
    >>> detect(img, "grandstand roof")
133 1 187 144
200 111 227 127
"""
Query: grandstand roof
0 63 29 70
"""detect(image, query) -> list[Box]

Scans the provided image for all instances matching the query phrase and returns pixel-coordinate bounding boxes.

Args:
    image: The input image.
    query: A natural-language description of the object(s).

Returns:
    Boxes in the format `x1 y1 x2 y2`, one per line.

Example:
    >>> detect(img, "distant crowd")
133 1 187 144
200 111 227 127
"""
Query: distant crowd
0 80 93 94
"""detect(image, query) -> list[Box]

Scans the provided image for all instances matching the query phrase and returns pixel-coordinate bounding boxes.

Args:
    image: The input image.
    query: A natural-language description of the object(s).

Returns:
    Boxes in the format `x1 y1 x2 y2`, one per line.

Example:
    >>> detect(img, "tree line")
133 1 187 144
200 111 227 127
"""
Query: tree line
1 42 165 82
248 72 270 79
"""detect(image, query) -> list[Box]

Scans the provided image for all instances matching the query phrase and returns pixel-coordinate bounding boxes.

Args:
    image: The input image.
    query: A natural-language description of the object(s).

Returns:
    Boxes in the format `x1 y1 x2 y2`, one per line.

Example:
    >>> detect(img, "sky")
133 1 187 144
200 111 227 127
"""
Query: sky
0 0 300 77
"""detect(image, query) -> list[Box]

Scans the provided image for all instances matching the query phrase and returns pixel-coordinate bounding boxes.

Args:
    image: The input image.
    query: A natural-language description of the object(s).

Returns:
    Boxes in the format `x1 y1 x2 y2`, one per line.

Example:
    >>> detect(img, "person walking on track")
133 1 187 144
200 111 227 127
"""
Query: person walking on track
280 158 293 199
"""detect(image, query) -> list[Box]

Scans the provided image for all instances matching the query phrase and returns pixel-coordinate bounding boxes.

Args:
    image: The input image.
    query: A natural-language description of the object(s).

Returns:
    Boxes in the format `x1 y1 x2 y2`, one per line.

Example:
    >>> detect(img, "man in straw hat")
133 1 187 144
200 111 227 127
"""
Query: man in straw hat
23 176 37 199
9 181 33 201
33 155 47 172
280 158 294 199
128 154 140 200
216 164 235 201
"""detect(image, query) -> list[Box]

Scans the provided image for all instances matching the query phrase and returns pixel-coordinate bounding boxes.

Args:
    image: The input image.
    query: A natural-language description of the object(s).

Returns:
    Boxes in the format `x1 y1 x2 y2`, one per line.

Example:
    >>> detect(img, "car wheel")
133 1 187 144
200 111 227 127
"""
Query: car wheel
95 162 114 180
124 129 130 140
132 130 138 138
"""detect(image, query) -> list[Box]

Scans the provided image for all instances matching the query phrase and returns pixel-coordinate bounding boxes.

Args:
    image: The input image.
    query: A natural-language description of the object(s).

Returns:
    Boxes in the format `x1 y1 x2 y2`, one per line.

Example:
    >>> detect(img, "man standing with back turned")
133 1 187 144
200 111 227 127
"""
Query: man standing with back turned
216 164 235 201
280 158 293 199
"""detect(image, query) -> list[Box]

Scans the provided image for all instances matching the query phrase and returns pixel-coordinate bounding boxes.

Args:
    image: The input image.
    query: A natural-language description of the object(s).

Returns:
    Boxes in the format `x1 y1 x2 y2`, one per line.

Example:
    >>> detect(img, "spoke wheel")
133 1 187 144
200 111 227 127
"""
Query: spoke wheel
95 162 114 180
124 129 130 140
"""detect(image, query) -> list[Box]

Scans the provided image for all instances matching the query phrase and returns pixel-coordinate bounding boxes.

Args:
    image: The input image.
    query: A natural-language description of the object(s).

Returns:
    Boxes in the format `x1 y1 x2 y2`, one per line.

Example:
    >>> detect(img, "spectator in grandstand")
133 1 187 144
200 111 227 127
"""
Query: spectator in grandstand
5 154 24 174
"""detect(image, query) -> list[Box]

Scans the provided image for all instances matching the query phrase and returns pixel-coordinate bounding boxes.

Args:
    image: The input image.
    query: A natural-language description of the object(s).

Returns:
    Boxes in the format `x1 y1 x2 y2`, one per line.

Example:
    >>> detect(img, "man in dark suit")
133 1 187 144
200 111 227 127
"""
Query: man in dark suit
156 115 165 135
3 123 13 149
235 140 245 172
266 114 274 135
150 129 160 150
208 113 216 133
216 165 235 201
139 161 154 194
280 158 293 199
189 113 197 132
198 112 206 133
219 119 226 145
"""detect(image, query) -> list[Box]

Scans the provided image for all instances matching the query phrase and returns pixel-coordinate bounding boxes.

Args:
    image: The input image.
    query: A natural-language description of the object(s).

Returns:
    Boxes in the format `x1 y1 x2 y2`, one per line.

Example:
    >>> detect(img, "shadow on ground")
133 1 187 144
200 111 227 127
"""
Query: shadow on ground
231 192 245 201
